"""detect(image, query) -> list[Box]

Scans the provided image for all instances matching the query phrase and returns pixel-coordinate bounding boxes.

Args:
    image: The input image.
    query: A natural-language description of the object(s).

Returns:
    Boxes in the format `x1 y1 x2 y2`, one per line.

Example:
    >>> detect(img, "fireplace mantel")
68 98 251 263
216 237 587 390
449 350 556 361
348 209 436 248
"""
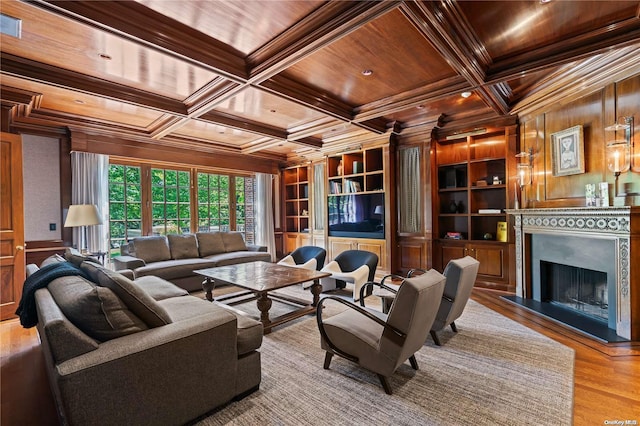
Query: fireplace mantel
506 206 639 341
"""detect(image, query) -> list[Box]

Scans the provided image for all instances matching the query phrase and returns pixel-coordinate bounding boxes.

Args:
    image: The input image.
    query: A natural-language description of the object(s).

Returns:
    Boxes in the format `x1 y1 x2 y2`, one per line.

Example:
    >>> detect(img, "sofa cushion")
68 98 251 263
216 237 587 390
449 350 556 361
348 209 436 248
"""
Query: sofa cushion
167 233 199 260
197 232 226 257
159 296 262 355
93 267 173 327
133 276 189 301
133 236 171 263
47 275 148 341
133 258 220 280
222 232 247 252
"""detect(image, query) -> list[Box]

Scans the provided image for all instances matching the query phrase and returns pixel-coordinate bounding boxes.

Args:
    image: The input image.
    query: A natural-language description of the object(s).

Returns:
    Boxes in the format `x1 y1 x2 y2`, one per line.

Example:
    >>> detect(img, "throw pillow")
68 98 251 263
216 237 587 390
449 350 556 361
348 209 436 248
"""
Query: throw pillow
132 236 171 263
79 260 106 284
222 232 247 252
64 248 101 267
47 275 148 342
167 233 199 260
196 232 226 257
93 267 172 327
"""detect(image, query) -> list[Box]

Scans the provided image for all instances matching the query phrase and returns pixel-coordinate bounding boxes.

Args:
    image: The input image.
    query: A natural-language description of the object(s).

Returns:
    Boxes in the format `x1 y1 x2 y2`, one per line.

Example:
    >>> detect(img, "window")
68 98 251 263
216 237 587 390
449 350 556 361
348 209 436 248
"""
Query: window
108 165 142 248
151 168 191 235
108 162 255 249
198 173 230 232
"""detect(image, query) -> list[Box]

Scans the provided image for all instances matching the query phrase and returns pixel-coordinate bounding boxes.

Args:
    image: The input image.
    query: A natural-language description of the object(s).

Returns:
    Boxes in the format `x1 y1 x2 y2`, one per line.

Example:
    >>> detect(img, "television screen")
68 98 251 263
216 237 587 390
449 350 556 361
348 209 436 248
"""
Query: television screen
328 193 384 239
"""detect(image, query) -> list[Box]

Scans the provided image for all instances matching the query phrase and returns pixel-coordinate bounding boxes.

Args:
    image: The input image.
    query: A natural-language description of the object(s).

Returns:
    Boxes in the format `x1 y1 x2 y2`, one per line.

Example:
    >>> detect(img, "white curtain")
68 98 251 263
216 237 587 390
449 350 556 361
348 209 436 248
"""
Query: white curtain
313 163 325 230
399 146 421 233
70 152 109 254
255 173 276 262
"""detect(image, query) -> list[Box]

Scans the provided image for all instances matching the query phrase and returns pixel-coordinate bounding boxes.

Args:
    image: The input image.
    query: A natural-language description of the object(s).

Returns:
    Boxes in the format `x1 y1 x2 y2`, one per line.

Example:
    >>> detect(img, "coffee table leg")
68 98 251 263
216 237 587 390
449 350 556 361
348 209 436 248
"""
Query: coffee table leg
202 277 215 302
310 279 322 307
256 291 272 332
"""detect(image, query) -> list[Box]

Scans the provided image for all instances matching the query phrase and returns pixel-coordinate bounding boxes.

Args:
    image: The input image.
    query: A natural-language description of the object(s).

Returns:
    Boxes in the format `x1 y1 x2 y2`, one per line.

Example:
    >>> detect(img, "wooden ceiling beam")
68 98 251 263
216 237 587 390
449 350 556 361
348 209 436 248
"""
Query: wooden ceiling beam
400 1 510 115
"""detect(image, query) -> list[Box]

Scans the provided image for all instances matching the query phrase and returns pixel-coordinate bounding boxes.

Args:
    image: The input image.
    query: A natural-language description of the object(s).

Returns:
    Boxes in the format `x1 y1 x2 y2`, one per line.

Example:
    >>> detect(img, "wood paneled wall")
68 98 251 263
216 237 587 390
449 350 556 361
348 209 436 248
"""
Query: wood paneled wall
520 73 640 207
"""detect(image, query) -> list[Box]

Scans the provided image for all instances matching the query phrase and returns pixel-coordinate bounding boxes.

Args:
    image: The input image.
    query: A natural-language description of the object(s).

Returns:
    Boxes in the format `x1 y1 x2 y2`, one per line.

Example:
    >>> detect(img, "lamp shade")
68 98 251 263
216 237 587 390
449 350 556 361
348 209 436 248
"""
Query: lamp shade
64 204 103 227
374 205 384 215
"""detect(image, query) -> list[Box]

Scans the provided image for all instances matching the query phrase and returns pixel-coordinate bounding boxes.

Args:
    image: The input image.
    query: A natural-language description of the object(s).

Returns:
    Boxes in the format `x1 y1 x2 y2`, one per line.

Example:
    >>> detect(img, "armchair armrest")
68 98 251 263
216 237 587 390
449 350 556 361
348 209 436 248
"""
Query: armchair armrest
247 244 267 252
359 279 400 306
112 255 145 271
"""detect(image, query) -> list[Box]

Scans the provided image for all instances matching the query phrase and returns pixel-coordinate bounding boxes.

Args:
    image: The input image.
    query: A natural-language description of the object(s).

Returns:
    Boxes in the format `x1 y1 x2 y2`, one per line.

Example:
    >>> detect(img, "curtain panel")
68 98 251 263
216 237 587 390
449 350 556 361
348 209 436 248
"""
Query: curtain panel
398 146 421 233
70 152 109 254
255 173 276 261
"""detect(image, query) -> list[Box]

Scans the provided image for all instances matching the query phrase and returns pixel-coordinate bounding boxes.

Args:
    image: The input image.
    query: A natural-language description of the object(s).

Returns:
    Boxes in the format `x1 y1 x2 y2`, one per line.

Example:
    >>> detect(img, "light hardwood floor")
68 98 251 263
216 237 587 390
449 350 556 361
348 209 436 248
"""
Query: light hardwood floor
1 288 638 425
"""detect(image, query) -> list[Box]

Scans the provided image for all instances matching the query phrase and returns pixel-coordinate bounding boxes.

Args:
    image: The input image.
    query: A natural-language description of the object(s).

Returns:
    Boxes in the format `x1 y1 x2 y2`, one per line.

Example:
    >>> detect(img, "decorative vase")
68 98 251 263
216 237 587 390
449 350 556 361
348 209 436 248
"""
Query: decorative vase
457 200 465 213
449 200 458 213
336 160 343 176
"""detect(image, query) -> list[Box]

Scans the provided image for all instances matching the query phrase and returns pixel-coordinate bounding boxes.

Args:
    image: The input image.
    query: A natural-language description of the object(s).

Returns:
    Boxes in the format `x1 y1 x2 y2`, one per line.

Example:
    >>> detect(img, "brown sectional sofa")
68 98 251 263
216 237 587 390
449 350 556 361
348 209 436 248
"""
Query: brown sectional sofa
28 254 263 426
113 231 272 291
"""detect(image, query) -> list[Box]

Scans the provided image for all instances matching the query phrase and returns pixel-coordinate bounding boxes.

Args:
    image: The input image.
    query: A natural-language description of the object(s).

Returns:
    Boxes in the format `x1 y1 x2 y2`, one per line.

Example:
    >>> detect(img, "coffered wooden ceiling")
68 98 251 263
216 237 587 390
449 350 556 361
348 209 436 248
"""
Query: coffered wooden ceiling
1 0 639 164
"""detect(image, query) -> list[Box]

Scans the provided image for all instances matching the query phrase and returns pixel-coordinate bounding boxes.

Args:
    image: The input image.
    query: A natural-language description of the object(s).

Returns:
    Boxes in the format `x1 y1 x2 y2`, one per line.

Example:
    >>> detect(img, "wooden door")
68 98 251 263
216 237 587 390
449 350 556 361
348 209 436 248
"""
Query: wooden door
1 132 25 321
470 243 506 279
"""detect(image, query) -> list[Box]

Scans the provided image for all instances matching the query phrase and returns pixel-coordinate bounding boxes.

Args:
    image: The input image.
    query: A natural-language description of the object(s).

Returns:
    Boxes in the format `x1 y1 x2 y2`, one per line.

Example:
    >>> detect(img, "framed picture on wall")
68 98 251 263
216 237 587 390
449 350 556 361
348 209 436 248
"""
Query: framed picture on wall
551 125 585 176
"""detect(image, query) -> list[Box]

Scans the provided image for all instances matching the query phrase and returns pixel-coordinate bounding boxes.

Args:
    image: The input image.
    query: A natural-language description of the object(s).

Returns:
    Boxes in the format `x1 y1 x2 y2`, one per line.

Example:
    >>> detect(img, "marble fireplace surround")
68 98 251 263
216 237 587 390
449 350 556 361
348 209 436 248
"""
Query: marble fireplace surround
507 207 632 340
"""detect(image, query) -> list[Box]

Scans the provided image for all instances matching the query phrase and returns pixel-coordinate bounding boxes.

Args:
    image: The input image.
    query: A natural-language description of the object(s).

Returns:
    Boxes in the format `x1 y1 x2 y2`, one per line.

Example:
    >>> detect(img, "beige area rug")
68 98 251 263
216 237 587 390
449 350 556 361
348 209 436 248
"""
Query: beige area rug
194 285 575 426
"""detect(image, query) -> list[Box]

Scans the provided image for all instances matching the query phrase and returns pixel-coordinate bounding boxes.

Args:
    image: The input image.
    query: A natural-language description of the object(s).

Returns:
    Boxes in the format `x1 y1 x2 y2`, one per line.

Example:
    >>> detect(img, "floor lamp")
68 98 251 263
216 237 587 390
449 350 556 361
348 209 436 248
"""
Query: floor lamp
64 204 103 254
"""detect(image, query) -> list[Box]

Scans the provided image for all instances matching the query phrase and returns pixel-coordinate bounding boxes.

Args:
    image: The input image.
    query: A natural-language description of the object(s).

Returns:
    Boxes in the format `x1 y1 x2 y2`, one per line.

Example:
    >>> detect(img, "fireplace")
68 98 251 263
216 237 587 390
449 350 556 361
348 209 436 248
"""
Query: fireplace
542 261 609 323
507 207 637 342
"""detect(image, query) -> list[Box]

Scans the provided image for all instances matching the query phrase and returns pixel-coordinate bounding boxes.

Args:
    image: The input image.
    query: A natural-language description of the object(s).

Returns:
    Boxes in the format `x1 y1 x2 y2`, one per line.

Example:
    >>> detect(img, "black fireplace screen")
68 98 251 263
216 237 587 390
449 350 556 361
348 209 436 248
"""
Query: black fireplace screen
541 261 608 322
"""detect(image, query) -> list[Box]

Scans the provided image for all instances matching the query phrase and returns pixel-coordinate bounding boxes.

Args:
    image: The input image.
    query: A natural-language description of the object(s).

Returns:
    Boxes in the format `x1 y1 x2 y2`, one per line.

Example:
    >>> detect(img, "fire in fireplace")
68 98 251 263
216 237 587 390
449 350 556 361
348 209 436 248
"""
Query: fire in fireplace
541 261 608 323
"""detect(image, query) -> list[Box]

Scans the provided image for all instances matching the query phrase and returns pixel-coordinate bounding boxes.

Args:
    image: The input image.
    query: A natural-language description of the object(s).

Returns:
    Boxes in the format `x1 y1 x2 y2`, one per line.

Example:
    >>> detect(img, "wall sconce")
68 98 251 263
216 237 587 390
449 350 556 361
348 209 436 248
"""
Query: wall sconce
514 148 534 208
605 116 633 197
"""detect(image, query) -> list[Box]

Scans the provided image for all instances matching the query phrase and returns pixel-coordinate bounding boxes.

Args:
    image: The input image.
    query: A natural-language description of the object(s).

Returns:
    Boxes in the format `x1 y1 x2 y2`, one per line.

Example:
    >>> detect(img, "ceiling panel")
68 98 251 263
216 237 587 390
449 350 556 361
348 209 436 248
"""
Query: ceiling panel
460 1 639 61
172 118 264 145
281 8 459 106
212 87 328 130
1 75 162 128
386 92 492 126
135 0 323 56
1 1 219 100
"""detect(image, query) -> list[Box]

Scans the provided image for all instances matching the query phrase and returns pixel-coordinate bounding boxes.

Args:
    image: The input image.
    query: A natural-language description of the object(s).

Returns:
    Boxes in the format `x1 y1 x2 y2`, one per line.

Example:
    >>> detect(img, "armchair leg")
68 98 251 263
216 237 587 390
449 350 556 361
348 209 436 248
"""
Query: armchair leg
409 355 419 370
324 352 333 369
377 374 393 395
430 330 441 346
450 322 458 333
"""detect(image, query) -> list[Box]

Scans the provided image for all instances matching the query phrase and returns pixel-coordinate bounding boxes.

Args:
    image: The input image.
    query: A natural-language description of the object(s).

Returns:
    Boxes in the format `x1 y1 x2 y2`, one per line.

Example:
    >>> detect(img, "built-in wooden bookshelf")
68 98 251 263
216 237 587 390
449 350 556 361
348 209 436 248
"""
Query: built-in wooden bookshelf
283 165 310 234
433 126 517 291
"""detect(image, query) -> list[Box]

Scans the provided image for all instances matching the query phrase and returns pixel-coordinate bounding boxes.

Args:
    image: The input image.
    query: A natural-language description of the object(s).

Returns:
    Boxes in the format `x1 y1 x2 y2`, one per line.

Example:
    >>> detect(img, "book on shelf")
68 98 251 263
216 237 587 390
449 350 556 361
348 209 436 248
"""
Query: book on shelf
478 208 502 214
444 232 463 240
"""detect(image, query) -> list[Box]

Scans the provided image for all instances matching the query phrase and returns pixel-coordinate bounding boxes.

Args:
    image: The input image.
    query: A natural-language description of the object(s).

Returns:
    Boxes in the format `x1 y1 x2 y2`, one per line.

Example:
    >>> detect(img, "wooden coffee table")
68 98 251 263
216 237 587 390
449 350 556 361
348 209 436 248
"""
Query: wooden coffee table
194 261 330 334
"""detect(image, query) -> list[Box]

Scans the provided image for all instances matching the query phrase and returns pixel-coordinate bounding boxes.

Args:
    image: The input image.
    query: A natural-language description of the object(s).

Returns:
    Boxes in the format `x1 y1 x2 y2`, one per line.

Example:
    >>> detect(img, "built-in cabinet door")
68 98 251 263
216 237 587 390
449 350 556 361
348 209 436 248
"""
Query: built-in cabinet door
436 240 510 290
397 239 430 274
328 237 387 274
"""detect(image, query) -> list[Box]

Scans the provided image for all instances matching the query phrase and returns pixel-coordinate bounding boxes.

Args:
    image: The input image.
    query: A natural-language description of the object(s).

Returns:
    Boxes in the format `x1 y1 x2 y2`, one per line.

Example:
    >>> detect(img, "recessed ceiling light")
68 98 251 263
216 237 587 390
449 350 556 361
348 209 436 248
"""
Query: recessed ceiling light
270 109 276 113
98 53 112 60
74 99 85 104
540 0 552 3
361 69 373 76
416 105 425 109
461 91 472 98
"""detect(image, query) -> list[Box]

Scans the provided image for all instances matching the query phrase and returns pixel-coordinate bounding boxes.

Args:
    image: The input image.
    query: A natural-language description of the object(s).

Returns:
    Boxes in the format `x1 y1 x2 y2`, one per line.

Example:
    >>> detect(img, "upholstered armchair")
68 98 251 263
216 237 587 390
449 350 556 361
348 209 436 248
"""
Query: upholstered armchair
316 269 446 394
319 250 378 301
429 255 479 345
277 246 327 271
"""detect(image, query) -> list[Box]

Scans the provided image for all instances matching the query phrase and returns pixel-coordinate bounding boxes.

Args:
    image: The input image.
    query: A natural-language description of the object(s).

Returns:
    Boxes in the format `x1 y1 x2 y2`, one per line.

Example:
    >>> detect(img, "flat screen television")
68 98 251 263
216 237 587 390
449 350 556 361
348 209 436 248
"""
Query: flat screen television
328 193 384 239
